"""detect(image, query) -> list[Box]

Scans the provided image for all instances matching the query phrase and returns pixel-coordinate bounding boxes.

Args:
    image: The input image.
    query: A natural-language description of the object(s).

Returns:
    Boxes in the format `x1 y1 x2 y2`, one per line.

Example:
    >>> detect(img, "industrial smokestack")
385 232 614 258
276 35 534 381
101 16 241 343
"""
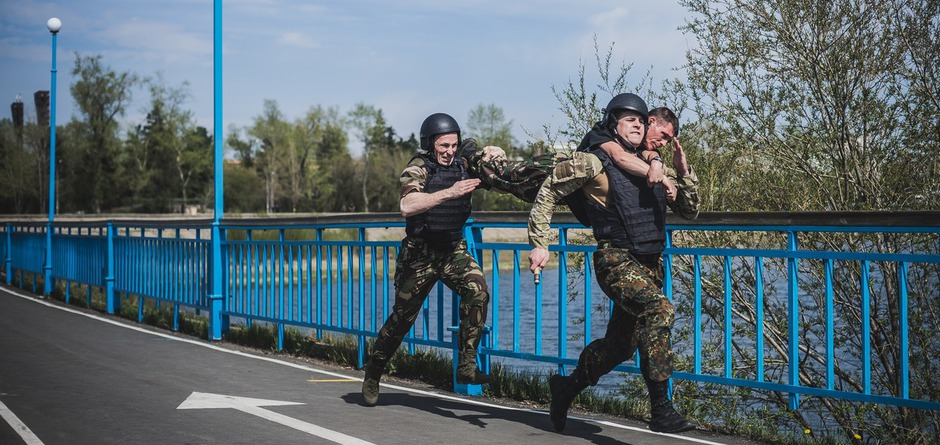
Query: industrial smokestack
11 96 24 129
34 90 50 128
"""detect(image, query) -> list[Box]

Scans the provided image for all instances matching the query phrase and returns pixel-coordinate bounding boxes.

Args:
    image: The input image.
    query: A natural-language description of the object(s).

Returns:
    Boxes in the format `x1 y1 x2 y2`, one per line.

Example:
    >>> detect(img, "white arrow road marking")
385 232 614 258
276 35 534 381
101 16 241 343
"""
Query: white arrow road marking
177 392 376 445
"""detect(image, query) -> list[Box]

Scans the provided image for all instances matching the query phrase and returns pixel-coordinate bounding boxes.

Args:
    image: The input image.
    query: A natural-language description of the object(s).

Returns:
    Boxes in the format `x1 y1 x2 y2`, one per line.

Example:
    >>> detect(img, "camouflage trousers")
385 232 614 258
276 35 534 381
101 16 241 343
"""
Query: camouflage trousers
466 151 573 203
573 247 676 383
368 236 490 371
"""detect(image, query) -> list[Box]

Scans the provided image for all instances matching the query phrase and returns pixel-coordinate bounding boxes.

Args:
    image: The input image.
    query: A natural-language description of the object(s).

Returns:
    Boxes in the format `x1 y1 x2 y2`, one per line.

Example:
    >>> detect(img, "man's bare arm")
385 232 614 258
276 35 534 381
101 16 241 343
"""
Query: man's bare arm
400 178 481 217
597 141 665 185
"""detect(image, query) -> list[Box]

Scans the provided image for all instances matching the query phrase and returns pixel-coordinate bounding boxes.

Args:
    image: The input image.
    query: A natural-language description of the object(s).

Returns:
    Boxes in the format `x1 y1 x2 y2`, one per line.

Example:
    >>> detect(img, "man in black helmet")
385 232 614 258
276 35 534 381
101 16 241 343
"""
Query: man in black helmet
528 93 698 434
464 102 687 212
580 102 684 193
361 112 505 407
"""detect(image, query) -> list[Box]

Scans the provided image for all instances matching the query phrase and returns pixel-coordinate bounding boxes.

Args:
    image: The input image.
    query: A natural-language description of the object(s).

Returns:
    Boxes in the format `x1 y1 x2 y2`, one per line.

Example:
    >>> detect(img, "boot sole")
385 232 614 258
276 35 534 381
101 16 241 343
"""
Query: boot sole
456 376 493 385
649 421 695 433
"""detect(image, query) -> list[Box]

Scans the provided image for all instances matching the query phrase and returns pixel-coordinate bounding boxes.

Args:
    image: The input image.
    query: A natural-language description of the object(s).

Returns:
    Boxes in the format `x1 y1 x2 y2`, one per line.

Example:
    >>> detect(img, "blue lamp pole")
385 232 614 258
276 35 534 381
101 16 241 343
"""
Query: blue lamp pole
208 0 225 340
43 17 61 296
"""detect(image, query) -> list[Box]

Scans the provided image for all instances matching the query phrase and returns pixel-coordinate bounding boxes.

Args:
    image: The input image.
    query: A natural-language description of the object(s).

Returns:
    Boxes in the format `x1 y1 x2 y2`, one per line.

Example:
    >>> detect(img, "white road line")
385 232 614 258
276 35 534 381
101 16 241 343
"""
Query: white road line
1 285 732 445
0 399 44 445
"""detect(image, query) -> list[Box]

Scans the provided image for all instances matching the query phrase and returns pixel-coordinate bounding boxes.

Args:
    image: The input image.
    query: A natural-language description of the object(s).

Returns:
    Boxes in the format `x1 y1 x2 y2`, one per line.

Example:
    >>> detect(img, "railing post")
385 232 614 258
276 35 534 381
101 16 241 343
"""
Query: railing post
105 222 117 314
277 228 285 351
786 231 800 410
43 222 53 295
4 223 11 285
315 227 322 339
557 228 568 377
469 222 489 378
664 229 674 397
452 219 483 396
357 227 366 370
208 221 224 341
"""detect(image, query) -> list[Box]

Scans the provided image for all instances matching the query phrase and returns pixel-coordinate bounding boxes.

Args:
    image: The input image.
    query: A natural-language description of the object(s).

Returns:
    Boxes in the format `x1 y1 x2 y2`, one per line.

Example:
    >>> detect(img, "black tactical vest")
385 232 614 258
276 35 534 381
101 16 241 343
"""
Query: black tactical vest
583 147 667 255
405 154 472 245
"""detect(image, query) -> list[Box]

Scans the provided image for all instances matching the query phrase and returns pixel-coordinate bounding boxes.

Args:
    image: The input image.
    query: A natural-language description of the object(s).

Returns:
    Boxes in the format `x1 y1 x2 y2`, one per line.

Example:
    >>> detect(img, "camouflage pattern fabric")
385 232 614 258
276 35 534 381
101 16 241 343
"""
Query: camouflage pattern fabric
400 156 430 198
572 248 676 384
463 136 699 220
526 153 605 249
526 154 700 249
464 148 574 203
669 166 700 220
368 237 489 371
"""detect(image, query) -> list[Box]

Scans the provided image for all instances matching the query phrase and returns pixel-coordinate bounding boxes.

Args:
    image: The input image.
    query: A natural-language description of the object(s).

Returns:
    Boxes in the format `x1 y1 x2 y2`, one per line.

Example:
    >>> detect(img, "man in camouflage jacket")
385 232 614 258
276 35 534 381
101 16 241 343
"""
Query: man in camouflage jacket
527 95 699 434
361 113 505 407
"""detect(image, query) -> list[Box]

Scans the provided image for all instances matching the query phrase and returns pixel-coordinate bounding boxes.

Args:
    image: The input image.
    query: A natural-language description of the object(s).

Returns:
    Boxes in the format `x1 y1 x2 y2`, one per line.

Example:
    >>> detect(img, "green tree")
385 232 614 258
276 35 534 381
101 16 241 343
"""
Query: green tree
124 76 207 212
179 125 213 211
226 103 352 213
300 106 351 212
365 133 416 212
247 100 292 213
465 104 517 154
223 161 264 213
668 0 940 443
0 118 40 213
66 54 138 213
285 106 346 212
226 124 255 169
348 103 411 212
463 103 530 211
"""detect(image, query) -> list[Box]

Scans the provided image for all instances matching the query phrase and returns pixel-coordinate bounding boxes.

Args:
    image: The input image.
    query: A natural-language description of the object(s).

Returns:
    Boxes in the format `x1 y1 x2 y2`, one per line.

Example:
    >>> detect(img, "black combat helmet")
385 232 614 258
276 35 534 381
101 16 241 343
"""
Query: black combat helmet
601 93 649 129
419 113 461 151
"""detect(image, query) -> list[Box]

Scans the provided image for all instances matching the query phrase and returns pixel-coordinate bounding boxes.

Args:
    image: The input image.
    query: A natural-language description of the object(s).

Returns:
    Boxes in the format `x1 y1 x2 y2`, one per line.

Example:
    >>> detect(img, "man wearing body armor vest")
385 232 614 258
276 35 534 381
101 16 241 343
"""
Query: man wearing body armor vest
527 93 699 434
463 105 685 212
361 113 505 407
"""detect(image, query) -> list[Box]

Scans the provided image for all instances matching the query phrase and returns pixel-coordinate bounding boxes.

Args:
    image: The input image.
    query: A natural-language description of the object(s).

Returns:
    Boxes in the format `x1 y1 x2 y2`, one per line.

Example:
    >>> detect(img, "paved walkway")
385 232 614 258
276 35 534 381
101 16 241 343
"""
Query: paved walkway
0 284 759 445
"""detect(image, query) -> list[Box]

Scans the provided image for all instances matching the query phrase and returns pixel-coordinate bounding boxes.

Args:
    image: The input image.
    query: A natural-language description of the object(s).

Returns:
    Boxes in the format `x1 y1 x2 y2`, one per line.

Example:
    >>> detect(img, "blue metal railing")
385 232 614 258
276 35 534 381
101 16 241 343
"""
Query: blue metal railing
1 212 938 412
6 223 47 292
112 222 211 325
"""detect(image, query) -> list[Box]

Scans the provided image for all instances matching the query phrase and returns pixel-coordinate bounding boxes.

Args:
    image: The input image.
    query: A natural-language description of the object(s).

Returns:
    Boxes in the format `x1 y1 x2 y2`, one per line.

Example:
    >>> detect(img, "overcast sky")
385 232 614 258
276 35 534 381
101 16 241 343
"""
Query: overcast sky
1 0 694 156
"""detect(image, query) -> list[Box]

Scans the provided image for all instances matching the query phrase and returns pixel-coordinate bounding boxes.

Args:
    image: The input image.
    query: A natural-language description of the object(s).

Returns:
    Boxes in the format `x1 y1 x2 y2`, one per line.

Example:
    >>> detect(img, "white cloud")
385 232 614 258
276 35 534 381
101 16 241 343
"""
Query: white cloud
0 36 50 63
277 32 318 49
102 18 211 63
569 5 691 82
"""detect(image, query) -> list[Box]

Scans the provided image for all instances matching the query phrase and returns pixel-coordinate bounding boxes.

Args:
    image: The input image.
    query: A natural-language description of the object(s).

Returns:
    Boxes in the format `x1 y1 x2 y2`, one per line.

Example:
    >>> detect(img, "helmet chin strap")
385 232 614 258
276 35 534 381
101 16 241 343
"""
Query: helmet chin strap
612 124 648 151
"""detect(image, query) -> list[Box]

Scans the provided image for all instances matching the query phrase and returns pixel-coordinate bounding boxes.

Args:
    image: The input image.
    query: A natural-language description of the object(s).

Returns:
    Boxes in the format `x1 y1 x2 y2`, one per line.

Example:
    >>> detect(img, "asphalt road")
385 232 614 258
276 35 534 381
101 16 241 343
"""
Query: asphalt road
0 284 757 445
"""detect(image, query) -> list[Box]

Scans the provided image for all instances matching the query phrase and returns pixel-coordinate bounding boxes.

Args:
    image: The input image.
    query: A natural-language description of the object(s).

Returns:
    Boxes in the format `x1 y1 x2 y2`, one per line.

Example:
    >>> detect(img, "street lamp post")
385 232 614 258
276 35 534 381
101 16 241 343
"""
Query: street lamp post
208 0 226 340
43 17 61 296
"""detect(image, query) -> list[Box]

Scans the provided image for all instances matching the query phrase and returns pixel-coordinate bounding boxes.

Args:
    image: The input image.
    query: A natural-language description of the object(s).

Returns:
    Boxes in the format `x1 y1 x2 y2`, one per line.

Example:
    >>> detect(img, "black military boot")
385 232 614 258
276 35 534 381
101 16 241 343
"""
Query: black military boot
549 372 589 432
456 363 492 385
361 362 383 407
646 379 695 433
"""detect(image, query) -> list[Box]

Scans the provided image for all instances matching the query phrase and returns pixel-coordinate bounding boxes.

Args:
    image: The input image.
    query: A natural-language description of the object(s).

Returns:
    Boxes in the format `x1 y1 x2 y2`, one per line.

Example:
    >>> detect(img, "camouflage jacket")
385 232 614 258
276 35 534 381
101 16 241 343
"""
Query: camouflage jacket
527 152 699 249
